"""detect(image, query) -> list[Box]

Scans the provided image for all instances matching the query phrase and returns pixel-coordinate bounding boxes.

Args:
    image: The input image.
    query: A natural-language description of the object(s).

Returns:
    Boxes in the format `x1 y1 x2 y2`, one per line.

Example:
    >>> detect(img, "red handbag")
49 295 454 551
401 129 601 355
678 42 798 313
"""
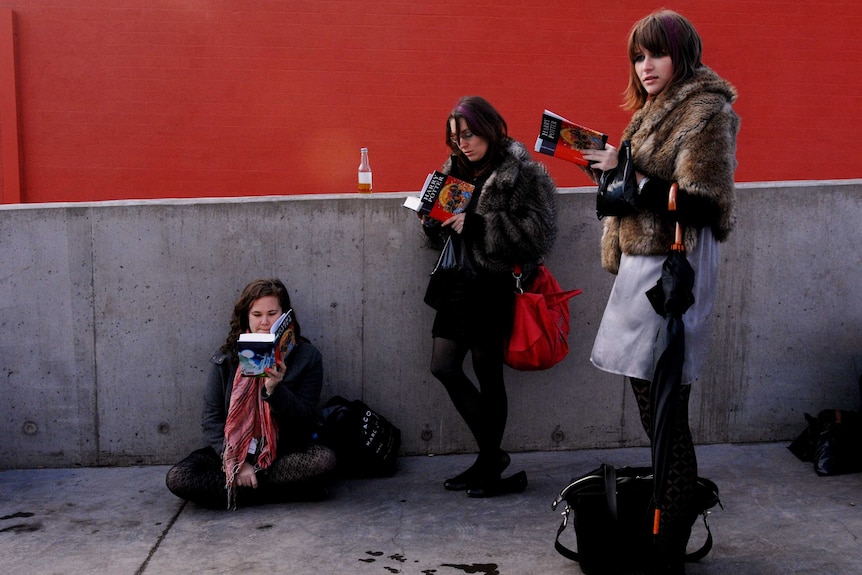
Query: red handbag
504 264 582 371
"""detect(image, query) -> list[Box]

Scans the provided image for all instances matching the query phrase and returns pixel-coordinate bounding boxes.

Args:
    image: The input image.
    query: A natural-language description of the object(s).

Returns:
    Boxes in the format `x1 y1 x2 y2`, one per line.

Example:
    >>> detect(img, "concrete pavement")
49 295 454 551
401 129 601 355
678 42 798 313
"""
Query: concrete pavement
2 442 860 574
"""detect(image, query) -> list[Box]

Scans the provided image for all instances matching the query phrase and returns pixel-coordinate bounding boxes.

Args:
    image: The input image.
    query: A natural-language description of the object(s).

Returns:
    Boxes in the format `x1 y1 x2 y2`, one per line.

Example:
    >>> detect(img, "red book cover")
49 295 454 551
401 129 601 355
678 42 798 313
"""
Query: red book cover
403 171 474 223
534 110 607 166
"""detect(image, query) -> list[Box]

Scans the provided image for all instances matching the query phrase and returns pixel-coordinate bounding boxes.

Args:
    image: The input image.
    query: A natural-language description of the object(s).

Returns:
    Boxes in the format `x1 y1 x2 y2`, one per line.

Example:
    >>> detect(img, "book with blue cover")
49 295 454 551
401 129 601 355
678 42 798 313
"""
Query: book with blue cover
237 309 296 376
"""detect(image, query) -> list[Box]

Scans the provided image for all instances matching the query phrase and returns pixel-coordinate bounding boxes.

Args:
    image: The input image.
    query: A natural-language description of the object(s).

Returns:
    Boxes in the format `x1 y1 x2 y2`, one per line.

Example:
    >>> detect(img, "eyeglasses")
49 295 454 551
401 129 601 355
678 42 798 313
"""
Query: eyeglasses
449 131 477 145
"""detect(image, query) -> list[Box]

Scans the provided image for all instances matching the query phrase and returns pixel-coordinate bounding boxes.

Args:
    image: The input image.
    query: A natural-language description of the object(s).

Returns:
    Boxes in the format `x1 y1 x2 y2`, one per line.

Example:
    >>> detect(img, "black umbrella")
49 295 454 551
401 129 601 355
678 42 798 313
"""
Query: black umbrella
644 182 695 538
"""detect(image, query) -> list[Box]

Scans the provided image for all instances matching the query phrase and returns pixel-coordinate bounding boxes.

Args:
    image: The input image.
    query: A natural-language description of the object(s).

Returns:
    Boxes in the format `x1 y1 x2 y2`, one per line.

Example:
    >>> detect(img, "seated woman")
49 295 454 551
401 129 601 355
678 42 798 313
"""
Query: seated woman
166 278 336 509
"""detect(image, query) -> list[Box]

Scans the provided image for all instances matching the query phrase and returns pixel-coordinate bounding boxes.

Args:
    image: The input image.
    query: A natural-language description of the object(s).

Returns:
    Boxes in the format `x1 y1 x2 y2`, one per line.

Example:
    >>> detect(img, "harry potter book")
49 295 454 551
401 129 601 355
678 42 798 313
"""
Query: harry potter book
534 109 607 167
403 171 474 223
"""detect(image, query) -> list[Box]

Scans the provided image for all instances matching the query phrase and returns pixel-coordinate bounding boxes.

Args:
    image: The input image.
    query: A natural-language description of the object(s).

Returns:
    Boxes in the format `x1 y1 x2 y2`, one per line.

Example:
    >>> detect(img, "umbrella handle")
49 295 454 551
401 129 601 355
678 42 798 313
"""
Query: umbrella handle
668 182 684 251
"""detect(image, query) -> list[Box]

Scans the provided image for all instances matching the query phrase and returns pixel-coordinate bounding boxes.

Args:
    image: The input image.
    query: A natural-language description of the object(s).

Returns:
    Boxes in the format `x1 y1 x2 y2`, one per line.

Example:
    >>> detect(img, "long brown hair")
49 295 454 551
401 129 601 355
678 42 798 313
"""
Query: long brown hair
219 278 300 357
622 10 703 111
446 95 509 176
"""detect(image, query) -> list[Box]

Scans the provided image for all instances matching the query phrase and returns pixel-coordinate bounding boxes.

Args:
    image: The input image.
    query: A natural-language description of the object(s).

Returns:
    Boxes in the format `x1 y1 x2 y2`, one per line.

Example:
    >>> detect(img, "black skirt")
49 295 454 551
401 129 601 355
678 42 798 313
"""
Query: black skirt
428 268 514 343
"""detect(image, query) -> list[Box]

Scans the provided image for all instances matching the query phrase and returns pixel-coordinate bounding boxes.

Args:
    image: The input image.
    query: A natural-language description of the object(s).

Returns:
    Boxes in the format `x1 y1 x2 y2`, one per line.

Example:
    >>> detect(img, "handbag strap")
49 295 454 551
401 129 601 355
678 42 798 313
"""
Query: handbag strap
511 262 581 300
553 507 580 562
685 512 714 562
430 235 452 275
601 463 618 520
553 464 618 562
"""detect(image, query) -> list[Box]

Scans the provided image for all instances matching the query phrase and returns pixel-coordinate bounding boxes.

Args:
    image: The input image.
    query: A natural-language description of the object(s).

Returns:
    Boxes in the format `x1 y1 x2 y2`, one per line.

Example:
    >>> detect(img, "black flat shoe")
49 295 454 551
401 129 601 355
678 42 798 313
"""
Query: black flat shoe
465 470 527 498
444 451 511 491
444 467 480 491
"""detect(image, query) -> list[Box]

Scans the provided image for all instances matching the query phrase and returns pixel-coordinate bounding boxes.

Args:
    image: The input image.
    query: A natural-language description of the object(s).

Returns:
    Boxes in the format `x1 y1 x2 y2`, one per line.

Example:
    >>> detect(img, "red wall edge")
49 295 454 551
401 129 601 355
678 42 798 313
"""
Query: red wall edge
0 8 22 203
3 1 862 203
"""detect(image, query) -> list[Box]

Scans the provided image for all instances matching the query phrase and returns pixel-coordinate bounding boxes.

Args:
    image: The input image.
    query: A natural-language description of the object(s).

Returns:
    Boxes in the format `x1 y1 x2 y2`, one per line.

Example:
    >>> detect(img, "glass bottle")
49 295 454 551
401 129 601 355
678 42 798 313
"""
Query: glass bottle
358 147 372 193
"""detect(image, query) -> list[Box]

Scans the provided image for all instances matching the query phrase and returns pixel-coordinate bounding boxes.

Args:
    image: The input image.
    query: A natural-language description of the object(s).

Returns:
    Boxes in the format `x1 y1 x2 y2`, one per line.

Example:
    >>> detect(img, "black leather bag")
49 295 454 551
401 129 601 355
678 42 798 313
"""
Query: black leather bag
596 140 639 219
789 408 862 476
552 464 720 575
423 234 477 310
317 396 401 477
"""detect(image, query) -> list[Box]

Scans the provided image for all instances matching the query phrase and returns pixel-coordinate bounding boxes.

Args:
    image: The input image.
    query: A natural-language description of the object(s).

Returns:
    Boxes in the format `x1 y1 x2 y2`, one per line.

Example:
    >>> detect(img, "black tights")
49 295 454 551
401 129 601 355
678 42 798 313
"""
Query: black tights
430 336 507 459
629 377 697 542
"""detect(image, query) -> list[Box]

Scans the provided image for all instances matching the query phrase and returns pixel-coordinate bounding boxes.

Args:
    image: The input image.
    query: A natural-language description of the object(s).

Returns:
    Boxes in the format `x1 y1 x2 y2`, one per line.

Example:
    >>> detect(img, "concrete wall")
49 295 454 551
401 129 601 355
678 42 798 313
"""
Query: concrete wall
1 181 860 469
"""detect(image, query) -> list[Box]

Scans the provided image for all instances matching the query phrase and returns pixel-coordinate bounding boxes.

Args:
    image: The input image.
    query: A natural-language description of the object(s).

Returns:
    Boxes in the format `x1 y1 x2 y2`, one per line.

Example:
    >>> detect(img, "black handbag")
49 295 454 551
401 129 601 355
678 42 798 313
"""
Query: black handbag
788 408 862 476
432 234 477 277
596 140 639 219
423 234 477 310
552 464 721 575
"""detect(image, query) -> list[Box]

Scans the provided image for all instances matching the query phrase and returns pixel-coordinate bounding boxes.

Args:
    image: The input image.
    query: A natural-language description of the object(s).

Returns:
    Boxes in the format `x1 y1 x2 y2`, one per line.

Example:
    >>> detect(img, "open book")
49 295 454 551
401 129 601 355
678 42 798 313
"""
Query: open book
403 171 474 222
534 109 607 166
237 309 296 377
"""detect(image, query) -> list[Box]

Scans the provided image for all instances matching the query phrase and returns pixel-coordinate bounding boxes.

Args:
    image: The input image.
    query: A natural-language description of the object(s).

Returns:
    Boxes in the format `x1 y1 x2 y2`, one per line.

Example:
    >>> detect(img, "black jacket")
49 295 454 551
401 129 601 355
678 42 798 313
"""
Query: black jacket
201 338 323 455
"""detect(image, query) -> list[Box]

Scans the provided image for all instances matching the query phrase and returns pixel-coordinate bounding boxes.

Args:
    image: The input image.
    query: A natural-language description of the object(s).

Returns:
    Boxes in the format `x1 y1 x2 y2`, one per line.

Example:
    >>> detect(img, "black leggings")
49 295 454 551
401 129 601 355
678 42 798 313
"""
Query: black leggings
629 377 697 538
165 444 336 509
430 335 507 457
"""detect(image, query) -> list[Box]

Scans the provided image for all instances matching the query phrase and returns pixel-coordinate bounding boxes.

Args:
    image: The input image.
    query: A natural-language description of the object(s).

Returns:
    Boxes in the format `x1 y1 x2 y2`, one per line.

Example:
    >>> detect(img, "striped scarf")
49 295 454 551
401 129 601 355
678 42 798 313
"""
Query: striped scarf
222 368 278 510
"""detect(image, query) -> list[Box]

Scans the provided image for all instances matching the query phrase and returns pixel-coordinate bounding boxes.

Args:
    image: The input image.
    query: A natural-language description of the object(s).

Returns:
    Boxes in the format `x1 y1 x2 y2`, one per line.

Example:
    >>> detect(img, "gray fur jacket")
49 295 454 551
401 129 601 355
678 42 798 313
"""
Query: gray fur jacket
601 66 739 273
433 139 557 275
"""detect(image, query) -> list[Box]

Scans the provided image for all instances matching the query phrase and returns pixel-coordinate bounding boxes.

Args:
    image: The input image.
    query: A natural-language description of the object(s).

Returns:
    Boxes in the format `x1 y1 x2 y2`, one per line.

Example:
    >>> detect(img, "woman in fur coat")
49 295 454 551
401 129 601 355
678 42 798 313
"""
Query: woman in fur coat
420 96 557 497
581 10 739 574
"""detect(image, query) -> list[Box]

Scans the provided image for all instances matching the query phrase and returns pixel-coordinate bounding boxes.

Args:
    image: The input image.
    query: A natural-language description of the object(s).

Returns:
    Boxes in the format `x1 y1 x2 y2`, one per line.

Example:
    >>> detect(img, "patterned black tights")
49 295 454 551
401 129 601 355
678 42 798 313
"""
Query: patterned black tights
629 377 697 545
165 444 337 509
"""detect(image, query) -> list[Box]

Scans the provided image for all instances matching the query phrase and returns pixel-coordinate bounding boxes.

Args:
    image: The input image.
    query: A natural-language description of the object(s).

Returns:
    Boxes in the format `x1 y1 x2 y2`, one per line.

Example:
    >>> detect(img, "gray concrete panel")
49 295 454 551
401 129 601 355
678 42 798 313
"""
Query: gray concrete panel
0 182 860 468
0 206 98 467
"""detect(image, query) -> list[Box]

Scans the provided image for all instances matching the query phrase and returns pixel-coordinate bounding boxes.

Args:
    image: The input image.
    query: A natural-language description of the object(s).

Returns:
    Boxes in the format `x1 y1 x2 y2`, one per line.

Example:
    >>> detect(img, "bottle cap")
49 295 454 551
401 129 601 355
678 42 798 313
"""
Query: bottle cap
361 147 368 152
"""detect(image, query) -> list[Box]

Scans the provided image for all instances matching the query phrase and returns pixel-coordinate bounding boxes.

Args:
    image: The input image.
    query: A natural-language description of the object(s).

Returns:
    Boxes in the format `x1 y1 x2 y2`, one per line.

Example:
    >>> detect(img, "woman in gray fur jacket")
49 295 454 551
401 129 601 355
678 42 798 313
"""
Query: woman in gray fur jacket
421 96 556 497
581 10 739 574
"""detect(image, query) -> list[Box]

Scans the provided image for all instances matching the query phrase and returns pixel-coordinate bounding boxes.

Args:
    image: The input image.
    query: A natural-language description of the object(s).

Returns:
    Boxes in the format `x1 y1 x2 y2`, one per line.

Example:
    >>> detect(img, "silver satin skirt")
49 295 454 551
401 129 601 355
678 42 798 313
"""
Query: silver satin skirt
590 227 720 385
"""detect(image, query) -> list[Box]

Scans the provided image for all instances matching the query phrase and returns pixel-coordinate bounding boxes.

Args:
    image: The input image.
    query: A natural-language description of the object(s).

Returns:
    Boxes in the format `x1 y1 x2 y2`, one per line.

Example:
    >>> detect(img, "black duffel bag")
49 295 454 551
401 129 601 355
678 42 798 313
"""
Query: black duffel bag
552 463 720 575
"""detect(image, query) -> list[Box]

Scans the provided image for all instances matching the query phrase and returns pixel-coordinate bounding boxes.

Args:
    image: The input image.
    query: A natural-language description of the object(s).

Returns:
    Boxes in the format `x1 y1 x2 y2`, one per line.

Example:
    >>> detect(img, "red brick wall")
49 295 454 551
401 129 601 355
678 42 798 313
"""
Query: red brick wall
1 1 860 203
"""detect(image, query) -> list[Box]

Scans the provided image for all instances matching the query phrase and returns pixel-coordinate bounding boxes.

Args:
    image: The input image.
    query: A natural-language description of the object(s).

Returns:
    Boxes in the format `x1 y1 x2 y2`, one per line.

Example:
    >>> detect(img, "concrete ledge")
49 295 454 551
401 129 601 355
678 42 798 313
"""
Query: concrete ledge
1 181 860 468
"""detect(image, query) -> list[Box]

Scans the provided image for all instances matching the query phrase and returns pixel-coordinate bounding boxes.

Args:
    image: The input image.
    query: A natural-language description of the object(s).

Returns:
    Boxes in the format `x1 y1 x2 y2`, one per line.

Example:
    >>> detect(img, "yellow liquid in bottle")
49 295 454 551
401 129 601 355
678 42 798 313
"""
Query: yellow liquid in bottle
358 173 372 193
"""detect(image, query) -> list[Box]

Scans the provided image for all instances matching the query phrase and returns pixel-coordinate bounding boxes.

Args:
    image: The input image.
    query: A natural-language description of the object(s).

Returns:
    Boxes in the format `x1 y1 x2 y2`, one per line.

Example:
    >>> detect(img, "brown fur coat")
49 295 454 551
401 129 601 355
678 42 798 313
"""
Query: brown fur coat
601 66 739 273
438 139 558 275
